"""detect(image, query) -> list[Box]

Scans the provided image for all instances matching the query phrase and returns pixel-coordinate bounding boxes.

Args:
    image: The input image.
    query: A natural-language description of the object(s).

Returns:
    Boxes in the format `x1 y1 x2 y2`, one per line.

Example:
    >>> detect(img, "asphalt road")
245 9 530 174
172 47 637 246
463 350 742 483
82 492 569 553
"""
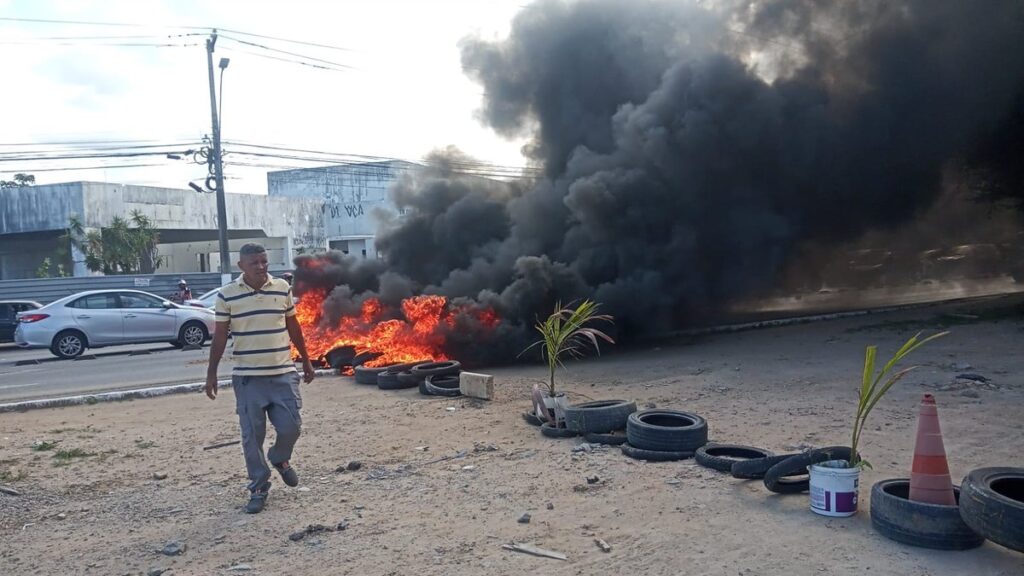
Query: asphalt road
0 342 232 403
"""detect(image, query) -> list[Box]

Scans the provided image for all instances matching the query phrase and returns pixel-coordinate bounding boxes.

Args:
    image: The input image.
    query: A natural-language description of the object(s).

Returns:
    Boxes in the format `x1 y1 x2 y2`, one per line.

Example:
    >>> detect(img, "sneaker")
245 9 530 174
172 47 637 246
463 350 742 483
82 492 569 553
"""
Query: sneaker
245 489 269 514
273 461 299 487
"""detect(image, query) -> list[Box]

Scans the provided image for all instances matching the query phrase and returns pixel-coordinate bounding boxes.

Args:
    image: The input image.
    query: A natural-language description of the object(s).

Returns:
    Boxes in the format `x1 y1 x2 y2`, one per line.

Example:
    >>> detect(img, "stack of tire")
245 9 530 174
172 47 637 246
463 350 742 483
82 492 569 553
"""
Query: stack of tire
542 399 637 440
353 360 463 397
621 409 708 462
870 467 1024 552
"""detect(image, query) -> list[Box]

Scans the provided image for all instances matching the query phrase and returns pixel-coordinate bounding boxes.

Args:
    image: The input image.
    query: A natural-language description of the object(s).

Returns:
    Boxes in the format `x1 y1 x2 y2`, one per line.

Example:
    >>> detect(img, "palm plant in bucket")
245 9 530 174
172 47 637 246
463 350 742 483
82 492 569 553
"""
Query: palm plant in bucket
849 331 948 468
522 300 615 426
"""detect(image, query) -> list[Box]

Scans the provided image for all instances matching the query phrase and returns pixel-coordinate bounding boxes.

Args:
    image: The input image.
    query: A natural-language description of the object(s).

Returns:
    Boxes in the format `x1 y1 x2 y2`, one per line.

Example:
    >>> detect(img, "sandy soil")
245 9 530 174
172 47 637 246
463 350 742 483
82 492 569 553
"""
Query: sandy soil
1 297 1022 576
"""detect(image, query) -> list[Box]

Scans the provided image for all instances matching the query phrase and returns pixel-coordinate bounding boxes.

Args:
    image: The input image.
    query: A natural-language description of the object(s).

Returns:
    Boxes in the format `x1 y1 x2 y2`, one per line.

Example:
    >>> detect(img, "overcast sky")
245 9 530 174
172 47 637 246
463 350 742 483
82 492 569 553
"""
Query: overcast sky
0 0 530 193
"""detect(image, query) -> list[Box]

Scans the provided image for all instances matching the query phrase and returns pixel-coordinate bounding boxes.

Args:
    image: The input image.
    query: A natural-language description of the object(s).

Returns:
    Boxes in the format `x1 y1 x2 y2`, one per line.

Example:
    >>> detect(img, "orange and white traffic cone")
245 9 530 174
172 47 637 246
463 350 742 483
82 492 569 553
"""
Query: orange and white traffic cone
909 394 956 505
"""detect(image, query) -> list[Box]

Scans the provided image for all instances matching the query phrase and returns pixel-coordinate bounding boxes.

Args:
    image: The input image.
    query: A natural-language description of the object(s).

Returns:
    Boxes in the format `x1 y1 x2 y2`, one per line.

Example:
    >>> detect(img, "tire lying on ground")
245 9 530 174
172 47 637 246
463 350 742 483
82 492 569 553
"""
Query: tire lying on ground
411 361 461 378
354 364 393 385
626 409 708 453
584 431 628 445
621 443 694 462
522 411 544 427
378 368 420 390
563 400 637 434
871 479 984 550
731 453 801 480
696 444 775 473
958 467 1024 553
424 374 462 397
763 446 854 494
540 422 578 439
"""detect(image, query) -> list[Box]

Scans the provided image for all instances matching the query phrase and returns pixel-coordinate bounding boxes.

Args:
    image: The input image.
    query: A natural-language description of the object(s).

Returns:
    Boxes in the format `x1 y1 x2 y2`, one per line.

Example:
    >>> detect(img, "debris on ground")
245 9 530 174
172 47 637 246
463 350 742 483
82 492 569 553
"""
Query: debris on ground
227 564 253 571
202 440 241 451
288 521 348 542
160 540 186 556
366 464 414 480
0 485 20 496
956 373 989 383
595 538 612 553
152 472 168 480
502 542 567 561
473 442 499 452
517 512 531 524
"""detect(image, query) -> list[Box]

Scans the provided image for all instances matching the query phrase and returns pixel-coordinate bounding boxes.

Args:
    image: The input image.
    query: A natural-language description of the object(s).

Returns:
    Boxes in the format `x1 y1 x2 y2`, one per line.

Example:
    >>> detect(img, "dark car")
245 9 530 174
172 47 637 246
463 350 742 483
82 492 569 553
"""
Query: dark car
1 300 42 342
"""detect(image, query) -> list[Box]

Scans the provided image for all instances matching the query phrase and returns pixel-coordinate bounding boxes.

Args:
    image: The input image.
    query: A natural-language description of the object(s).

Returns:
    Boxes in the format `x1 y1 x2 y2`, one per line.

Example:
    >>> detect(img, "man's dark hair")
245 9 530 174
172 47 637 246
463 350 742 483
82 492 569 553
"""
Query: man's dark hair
239 243 266 257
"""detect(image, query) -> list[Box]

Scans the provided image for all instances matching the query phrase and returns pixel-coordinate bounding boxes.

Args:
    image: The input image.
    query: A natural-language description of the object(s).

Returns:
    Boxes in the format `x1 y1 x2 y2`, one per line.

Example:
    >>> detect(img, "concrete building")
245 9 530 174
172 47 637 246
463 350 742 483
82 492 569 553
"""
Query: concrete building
0 182 325 280
267 160 420 259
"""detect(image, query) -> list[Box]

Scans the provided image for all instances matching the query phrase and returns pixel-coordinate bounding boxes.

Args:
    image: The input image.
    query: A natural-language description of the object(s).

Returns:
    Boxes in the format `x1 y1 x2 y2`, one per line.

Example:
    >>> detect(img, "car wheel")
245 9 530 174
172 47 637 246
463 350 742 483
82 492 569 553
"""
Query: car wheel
51 330 86 359
178 322 208 347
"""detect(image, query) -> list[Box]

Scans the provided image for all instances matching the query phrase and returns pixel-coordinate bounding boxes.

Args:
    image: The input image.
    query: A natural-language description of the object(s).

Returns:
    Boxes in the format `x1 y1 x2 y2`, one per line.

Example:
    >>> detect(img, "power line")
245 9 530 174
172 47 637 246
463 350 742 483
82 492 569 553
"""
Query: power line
0 40 199 47
219 35 353 69
212 27 353 52
1 162 169 173
219 45 350 73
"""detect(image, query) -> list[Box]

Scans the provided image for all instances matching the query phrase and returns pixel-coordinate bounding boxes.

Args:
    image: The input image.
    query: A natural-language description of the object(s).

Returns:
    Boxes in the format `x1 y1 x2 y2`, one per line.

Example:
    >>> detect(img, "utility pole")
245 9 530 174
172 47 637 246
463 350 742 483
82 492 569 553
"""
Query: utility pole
206 30 231 284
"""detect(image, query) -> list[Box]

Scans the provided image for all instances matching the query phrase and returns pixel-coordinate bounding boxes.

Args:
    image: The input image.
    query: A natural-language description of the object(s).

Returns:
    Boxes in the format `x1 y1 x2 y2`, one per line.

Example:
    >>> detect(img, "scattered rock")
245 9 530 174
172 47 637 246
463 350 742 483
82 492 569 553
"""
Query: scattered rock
517 513 531 524
288 522 348 542
445 407 457 412
666 479 681 486
147 568 168 576
0 485 21 496
960 389 981 398
297 486 311 492
346 461 362 471
595 538 612 553
160 540 186 556
55 513 67 520
152 472 168 481
586 476 600 485
956 373 989 383
227 564 252 572
473 442 498 453
461 465 476 471
546 503 554 510
643 402 657 409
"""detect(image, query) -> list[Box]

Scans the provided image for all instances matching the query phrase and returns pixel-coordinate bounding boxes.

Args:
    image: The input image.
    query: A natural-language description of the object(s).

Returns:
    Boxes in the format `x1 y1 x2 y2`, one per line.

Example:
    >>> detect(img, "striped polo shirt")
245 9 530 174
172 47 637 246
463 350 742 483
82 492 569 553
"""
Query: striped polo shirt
215 274 297 376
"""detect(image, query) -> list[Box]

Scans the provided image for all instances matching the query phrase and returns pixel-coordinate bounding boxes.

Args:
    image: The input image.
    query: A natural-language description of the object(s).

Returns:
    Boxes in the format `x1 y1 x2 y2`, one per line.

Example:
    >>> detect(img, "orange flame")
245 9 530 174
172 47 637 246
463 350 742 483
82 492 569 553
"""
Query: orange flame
294 291 499 368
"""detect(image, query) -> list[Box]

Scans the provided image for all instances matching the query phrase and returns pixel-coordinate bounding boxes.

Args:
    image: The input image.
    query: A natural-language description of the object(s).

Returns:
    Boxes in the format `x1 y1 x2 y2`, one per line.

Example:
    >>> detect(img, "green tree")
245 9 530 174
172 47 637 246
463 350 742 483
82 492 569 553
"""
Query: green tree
62 211 163 274
0 173 35 189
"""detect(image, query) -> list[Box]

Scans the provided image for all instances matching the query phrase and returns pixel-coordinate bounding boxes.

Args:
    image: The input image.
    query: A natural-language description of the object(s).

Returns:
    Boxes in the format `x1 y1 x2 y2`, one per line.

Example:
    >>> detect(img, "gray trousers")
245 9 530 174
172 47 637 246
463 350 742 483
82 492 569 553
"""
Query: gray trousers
233 372 303 492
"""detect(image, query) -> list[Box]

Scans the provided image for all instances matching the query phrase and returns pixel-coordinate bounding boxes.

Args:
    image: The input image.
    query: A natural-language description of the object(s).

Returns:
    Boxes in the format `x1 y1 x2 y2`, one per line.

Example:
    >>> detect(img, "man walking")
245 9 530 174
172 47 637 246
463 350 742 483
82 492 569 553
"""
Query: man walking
205 243 315 514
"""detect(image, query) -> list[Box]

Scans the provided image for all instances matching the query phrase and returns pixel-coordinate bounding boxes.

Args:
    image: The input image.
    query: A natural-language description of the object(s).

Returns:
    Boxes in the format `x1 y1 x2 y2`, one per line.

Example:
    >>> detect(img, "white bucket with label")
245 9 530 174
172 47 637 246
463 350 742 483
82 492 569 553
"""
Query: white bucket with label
808 459 860 517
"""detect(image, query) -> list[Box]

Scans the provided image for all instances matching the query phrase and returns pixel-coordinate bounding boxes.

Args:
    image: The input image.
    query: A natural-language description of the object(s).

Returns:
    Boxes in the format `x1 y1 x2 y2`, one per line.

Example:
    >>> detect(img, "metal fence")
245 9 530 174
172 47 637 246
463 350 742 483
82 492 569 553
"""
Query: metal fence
0 273 227 305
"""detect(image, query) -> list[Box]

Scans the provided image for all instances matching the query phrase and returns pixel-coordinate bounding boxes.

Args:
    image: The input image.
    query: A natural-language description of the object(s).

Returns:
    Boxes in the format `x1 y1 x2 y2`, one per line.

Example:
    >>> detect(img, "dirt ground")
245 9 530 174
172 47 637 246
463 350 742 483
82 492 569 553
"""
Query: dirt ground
1 297 1022 576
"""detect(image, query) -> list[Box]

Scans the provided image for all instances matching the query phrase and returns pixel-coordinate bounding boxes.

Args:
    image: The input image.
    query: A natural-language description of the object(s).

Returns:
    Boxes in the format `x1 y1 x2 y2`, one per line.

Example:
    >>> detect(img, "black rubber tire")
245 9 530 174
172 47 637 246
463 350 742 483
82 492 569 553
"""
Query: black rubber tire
959 467 1024 553
51 330 87 359
584 431 628 446
418 379 433 396
871 479 984 550
626 409 708 452
695 444 775 473
424 374 462 397
177 321 209 347
522 411 544 427
396 370 423 387
621 443 694 462
731 453 801 480
540 422 578 439
411 361 461 378
563 400 637 434
354 364 392 385
325 346 356 368
763 447 854 494
378 369 418 390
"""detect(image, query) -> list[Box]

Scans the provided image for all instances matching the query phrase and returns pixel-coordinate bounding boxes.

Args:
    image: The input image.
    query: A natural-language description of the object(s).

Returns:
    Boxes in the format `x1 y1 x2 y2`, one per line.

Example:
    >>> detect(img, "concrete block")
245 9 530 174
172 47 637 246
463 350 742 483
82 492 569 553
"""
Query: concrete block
459 372 494 400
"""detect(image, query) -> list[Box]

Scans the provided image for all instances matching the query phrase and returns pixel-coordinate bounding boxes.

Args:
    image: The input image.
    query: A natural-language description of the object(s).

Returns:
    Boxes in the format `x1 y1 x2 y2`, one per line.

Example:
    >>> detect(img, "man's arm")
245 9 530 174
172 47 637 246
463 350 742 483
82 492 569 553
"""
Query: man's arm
286 314 315 383
205 322 229 399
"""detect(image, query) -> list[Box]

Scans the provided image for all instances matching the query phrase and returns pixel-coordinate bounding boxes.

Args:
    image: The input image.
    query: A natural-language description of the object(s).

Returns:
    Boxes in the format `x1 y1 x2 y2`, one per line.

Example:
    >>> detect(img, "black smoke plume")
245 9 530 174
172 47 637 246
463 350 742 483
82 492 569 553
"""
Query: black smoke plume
296 0 1024 363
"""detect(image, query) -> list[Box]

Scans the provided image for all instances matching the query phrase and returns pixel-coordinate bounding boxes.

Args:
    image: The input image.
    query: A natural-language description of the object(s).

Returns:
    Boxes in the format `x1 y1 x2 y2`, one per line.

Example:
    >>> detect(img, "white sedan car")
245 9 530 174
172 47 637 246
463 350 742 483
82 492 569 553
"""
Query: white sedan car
14 289 216 359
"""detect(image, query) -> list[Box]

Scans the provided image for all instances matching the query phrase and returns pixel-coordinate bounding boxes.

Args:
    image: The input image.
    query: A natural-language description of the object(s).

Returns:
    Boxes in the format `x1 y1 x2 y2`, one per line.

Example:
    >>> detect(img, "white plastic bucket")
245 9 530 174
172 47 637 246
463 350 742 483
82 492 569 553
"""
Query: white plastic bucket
808 459 860 517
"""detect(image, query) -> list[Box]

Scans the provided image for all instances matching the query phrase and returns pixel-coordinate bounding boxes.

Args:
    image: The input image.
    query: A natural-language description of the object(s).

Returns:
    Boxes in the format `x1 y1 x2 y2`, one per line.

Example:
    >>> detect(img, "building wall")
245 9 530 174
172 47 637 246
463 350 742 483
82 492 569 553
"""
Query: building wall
0 182 327 279
267 160 421 258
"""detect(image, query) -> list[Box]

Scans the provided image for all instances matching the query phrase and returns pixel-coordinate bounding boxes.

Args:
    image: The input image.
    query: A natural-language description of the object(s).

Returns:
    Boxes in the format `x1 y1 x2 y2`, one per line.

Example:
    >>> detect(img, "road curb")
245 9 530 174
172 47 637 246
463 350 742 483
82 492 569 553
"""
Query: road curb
0 368 342 413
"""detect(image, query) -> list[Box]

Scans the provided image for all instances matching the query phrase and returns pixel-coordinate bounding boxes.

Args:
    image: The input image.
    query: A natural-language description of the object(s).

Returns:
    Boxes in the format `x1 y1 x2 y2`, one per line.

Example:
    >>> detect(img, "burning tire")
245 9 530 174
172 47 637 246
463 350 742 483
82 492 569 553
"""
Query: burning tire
424 374 462 397
625 410 708 453
621 443 694 462
763 446 854 494
540 422 578 439
958 467 1024 552
411 361 461 378
563 400 637 434
695 444 775 473
871 479 983 550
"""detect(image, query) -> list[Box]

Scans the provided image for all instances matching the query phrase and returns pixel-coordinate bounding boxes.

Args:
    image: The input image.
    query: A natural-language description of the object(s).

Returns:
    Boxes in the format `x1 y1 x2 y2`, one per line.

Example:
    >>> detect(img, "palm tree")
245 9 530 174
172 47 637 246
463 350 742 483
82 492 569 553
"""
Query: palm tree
523 300 615 398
